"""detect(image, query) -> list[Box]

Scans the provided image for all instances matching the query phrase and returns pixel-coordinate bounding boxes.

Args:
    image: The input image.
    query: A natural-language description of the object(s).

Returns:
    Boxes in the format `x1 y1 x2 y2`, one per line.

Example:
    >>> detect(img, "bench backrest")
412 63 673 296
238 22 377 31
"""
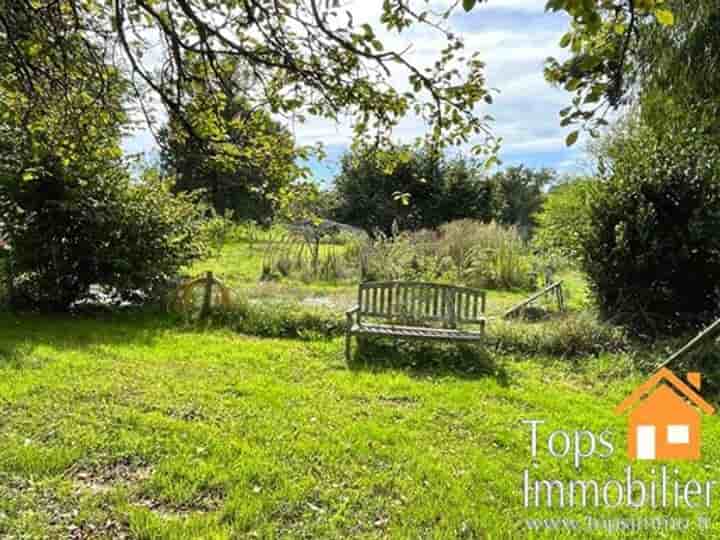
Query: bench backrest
358 281 486 327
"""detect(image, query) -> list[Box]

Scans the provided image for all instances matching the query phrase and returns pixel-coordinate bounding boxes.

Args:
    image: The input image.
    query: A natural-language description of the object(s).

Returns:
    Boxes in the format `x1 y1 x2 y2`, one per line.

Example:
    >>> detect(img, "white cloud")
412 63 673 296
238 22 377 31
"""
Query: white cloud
477 0 550 13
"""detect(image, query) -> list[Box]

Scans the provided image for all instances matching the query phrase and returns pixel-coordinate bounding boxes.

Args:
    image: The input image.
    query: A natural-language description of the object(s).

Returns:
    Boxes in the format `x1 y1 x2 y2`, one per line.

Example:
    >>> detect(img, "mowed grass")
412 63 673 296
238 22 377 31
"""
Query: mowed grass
3 312 720 538
2 242 715 538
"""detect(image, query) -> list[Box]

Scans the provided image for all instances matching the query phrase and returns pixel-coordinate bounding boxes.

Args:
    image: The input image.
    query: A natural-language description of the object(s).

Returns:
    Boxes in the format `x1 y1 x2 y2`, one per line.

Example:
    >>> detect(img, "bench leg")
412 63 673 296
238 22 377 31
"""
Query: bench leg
345 332 352 362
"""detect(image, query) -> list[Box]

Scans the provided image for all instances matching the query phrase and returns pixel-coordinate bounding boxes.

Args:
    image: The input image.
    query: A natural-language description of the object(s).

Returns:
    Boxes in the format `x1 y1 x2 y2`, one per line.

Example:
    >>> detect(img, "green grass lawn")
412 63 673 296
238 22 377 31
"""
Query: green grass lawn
3 311 720 539
3 243 719 538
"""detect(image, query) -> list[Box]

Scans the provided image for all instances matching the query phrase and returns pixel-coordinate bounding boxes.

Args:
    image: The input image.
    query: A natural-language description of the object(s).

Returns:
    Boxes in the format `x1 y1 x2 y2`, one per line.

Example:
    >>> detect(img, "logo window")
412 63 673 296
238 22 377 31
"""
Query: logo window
667 425 689 444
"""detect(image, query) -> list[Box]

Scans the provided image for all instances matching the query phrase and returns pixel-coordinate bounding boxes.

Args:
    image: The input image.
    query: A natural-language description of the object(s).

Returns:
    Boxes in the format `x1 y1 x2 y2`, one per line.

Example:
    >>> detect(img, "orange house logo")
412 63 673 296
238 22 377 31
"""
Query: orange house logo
615 368 715 461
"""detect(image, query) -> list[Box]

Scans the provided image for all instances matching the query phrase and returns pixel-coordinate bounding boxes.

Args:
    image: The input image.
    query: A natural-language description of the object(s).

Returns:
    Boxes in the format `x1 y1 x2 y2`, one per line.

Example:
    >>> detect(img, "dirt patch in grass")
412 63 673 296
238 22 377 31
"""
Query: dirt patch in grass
164 404 207 422
66 518 131 540
134 491 223 519
1 472 132 539
69 460 153 495
377 395 420 408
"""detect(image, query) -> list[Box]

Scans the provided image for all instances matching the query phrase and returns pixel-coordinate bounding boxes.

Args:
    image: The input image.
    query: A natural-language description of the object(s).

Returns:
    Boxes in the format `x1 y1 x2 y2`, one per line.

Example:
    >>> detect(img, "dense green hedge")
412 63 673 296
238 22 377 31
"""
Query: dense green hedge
581 120 720 335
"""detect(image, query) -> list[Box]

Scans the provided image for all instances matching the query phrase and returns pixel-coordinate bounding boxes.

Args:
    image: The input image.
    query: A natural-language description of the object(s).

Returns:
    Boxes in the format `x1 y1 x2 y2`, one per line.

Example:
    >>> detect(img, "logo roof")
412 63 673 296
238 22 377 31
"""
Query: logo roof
615 367 715 416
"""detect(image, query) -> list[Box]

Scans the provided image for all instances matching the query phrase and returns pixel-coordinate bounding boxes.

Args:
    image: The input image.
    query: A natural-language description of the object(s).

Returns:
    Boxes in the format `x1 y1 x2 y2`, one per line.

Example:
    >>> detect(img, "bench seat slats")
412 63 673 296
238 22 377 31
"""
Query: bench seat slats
351 324 485 341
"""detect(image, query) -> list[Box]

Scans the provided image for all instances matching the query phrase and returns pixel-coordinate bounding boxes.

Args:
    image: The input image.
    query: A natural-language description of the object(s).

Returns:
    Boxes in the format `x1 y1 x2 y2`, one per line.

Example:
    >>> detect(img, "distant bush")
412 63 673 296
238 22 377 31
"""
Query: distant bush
233 221 284 248
581 119 720 335
199 209 237 253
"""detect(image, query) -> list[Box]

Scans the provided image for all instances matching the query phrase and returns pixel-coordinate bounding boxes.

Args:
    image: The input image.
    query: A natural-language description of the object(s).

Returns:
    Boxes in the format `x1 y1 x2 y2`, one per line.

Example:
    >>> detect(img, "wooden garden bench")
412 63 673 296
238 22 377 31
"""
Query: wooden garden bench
345 281 487 361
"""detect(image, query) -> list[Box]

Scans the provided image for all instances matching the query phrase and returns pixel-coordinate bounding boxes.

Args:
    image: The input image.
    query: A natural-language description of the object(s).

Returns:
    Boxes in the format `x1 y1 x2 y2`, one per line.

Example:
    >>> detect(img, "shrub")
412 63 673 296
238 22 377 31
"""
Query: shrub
234 221 283 248
490 312 630 358
199 209 237 253
582 119 720 335
438 220 534 289
2 168 207 310
359 220 535 290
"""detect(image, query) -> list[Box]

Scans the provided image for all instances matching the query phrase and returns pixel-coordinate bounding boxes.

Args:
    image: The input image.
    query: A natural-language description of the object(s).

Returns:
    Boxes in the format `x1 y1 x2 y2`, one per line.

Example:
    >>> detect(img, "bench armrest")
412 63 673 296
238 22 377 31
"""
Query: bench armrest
346 305 359 327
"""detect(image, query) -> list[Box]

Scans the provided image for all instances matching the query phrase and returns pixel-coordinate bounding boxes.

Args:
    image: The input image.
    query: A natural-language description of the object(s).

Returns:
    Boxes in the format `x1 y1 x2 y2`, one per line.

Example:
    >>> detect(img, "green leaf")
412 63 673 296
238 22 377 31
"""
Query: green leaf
566 131 579 147
565 78 582 91
654 9 674 26
483 155 499 170
559 32 572 48
462 0 477 12
579 55 601 70
393 191 412 206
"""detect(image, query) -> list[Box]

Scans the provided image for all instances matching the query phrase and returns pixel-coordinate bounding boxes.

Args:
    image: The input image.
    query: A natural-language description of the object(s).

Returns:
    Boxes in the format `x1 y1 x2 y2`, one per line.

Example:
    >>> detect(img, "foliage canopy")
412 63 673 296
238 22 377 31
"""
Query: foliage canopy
0 0 499 160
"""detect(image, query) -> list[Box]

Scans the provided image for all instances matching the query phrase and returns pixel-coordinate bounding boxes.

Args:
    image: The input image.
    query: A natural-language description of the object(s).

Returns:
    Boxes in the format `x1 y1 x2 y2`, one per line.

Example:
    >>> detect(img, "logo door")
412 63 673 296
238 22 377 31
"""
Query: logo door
636 425 656 460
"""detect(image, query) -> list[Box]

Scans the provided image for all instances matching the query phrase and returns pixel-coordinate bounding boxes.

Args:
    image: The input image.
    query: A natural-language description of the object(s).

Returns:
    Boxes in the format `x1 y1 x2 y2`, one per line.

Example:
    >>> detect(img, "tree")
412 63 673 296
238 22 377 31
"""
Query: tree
159 92 305 222
331 144 494 234
0 5 205 311
0 3 127 189
435 155 496 225
331 144 439 234
534 177 596 260
634 2 720 116
530 0 720 142
490 166 554 233
4 1 692 156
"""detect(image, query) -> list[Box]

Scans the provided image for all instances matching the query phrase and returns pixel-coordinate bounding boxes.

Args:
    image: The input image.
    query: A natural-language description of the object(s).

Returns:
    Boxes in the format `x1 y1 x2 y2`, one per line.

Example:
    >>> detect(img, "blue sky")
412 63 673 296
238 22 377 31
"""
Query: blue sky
122 1 585 184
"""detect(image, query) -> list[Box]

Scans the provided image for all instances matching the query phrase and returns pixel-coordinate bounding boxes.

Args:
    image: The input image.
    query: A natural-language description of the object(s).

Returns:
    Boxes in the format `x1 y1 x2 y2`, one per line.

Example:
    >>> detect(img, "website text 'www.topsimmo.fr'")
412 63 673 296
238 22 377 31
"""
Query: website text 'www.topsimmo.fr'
524 515 710 534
